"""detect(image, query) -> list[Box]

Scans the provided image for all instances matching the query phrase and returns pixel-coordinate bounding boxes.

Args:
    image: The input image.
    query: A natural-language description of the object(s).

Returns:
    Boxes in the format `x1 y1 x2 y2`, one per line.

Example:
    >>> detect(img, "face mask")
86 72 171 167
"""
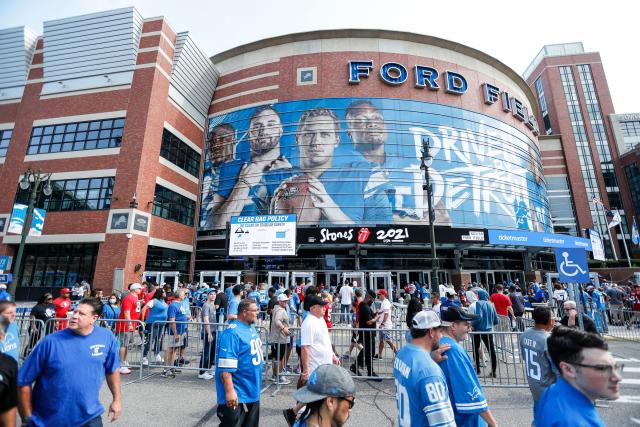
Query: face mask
109 298 117 304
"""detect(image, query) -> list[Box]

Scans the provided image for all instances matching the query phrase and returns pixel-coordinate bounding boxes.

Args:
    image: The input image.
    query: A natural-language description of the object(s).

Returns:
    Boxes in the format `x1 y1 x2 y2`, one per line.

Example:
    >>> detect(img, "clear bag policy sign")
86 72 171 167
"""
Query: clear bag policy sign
229 214 297 256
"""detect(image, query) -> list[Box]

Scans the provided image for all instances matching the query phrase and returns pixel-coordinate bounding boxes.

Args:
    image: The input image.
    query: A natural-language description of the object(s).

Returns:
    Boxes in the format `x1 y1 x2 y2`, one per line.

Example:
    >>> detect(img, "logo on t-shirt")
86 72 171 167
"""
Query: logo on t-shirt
90 344 105 357
467 386 482 400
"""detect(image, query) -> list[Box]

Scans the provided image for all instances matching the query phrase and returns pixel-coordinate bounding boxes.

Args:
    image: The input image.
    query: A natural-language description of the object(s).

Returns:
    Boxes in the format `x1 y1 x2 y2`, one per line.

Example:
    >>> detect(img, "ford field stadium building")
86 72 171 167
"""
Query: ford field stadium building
1 7 603 299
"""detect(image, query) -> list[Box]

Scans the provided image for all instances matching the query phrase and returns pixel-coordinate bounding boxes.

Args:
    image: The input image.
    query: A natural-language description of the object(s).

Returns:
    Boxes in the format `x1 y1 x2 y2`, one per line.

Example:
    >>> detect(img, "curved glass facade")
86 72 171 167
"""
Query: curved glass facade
200 97 551 232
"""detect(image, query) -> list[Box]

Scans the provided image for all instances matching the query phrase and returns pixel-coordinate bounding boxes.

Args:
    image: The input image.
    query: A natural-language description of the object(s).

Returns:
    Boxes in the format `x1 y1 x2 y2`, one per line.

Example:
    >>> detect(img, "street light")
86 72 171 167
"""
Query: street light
9 168 52 299
421 137 439 293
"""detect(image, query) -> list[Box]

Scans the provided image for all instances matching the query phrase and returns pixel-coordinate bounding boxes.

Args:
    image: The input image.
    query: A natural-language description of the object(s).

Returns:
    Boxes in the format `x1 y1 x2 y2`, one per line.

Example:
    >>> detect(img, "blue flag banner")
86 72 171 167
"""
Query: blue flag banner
632 217 640 246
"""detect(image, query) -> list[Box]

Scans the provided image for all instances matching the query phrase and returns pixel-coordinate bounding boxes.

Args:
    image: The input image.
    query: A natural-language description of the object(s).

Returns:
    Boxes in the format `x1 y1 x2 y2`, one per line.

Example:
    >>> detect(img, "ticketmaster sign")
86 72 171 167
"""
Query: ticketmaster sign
488 229 592 250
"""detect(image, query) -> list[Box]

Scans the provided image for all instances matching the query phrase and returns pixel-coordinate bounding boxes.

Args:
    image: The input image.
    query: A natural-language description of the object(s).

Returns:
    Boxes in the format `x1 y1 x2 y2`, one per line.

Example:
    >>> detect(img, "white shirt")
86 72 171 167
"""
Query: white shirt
301 313 333 374
377 298 392 329
339 285 354 306
432 303 441 316
553 289 568 301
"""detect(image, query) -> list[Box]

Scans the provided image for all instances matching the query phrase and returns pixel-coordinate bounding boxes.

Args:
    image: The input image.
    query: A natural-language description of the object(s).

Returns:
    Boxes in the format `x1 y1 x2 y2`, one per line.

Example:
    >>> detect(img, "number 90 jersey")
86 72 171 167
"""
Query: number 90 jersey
215 321 264 404
393 343 455 427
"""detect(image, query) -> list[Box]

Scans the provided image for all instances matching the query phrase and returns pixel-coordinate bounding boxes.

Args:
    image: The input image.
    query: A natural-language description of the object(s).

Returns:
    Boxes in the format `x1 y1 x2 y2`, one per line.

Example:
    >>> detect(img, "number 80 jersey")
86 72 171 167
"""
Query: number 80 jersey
393 343 455 427
215 321 264 404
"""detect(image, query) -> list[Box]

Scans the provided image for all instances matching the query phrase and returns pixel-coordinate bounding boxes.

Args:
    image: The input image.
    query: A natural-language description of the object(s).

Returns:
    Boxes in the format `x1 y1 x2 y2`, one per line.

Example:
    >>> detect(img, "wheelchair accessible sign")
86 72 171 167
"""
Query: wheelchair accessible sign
555 248 590 283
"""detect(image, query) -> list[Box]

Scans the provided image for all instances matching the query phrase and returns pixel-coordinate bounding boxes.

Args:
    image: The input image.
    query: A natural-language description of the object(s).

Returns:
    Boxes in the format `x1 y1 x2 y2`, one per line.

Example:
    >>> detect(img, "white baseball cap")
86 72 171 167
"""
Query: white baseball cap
129 283 142 290
277 293 290 302
411 310 441 330
0 284 6 289
352 280 357 286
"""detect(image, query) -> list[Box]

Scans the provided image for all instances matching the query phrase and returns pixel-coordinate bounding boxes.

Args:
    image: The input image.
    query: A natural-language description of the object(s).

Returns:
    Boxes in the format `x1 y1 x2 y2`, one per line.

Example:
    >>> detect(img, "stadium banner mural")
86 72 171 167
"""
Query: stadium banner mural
200 98 551 232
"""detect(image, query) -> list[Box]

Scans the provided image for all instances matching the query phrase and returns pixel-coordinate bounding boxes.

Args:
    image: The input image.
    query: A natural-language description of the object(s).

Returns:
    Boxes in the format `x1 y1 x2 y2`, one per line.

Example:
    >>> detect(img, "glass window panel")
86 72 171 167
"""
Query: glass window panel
77 122 89 131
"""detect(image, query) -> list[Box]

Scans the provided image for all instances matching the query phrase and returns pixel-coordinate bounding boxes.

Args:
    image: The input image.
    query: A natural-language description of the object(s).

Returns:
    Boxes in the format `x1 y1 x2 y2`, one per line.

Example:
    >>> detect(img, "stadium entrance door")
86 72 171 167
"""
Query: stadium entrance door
267 271 289 289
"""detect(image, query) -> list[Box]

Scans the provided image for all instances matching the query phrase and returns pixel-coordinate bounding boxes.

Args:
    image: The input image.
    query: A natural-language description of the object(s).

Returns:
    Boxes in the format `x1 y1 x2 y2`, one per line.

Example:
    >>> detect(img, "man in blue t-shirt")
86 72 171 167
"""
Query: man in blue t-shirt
215 298 263 427
0 301 19 362
18 298 121 427
438 306 497 427
394 310 455 427
535 327 622 427
162 288 190 378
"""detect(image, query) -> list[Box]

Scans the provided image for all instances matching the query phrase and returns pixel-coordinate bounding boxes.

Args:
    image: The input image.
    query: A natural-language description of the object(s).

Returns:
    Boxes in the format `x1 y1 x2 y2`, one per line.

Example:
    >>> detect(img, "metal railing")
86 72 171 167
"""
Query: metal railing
15 318 45 363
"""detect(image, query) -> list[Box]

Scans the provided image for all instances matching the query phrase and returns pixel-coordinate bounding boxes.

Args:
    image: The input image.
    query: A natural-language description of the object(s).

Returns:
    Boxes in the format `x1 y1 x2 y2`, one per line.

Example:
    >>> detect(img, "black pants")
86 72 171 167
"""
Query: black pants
217 402 260 427
356 330 375 375
472 333 497 374
199 331 217 374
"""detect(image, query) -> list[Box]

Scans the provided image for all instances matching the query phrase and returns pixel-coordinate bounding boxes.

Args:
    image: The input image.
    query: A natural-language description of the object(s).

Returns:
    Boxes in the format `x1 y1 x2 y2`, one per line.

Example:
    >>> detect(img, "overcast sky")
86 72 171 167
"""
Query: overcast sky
2 0 638 113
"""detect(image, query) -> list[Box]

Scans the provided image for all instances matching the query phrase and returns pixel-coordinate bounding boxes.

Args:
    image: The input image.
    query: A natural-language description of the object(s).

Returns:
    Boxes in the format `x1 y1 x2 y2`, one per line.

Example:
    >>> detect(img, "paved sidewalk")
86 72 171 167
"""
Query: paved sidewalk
94 339 638 426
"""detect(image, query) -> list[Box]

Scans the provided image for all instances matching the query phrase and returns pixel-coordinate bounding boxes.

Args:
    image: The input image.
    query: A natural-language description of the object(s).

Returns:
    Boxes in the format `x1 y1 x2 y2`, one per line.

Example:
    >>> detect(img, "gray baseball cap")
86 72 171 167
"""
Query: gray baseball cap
293 364 355 403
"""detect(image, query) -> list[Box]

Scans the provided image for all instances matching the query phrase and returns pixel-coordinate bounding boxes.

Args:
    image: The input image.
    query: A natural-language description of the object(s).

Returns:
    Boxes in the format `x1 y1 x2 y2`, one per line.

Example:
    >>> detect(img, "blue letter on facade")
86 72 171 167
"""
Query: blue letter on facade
348 61 374 84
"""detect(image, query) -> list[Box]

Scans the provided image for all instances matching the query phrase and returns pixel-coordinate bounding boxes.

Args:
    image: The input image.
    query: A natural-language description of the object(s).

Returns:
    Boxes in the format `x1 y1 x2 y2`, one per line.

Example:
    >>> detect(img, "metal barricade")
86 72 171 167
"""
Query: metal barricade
138 321 273 385
604 308 640 341
464 331 529 388
14 318 45 363
267 323 530 389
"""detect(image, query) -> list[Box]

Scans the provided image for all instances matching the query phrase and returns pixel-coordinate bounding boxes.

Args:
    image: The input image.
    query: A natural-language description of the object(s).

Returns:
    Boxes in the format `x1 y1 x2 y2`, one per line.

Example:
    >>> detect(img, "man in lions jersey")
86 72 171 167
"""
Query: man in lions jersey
394 310 455 426
215 299 263 427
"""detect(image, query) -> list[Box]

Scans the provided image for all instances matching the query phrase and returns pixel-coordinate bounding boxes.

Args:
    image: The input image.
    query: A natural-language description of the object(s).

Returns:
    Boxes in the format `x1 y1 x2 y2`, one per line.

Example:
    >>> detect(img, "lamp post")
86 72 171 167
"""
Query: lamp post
8 168 52 299
421 138 439 293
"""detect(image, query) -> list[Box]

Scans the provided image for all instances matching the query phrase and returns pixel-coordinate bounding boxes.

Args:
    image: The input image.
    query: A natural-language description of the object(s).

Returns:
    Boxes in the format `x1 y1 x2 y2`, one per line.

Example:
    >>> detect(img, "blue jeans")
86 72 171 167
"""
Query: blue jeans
341 304 351 323
143 323 165 357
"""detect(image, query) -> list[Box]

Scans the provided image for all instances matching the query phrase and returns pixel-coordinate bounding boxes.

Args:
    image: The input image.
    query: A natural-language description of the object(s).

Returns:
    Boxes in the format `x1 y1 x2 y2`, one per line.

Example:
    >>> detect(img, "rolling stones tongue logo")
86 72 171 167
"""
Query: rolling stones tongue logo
357 228 371 243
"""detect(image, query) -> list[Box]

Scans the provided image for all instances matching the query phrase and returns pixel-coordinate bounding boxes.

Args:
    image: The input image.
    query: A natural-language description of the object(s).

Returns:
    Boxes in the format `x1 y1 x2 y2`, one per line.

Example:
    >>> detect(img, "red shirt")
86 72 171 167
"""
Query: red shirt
489 292 512 316
116 292 141 332
53 297 71 329
324 303 332 329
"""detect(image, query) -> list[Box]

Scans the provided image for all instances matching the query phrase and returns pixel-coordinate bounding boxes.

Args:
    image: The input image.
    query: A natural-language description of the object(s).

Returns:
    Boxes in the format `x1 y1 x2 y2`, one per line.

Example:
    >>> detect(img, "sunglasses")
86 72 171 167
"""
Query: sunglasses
338 396 356 409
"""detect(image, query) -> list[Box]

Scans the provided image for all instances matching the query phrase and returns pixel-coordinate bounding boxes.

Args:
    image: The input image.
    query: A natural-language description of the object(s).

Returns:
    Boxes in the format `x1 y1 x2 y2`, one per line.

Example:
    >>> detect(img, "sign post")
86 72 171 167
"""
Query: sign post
555 247 590 331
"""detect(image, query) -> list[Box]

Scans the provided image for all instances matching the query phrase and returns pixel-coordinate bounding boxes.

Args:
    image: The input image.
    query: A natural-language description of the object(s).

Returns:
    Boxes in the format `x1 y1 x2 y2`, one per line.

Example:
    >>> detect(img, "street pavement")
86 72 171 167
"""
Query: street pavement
94 339 640 426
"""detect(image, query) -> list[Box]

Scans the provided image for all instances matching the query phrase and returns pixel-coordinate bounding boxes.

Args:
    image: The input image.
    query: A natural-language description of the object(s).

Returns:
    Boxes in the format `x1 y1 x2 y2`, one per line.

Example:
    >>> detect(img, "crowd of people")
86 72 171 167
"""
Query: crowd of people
0 275 634 426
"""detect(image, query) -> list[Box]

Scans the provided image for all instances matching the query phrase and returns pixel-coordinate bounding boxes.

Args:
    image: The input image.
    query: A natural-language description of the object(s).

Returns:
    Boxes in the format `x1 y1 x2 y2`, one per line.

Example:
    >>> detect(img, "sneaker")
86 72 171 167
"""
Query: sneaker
373 354 381 360
123 361 130 367
277 377 291 385
271 375 277 382
283 409 296 427
142 357 149 366
119 366 131 375
198 372 214 380
161 369 175 378
155 354 164 363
